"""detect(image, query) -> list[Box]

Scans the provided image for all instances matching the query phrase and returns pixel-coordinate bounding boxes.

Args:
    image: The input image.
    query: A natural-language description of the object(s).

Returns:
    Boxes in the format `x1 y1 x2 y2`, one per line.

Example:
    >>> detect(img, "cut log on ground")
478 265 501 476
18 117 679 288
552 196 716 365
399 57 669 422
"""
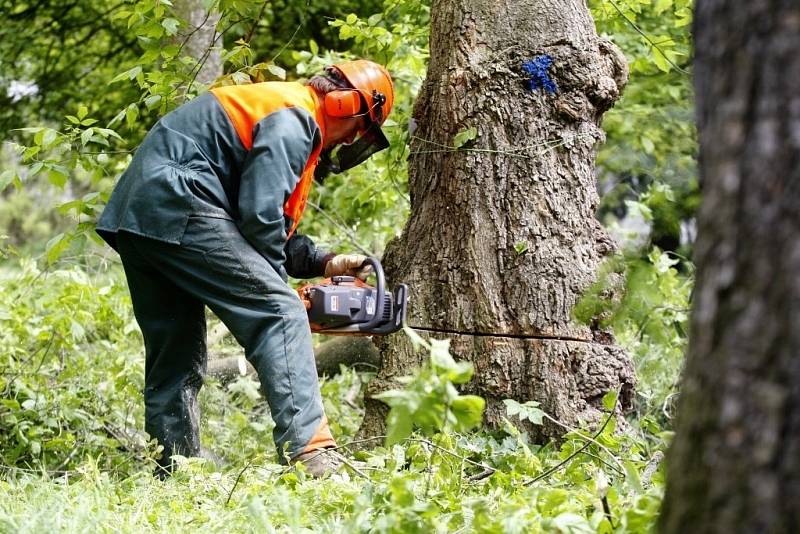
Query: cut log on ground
207 337 381 383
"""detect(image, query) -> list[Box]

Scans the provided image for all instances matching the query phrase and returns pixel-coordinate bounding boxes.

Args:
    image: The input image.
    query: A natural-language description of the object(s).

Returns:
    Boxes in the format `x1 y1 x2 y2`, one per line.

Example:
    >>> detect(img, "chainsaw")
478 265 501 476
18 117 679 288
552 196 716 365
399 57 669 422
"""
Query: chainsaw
297 257 408 335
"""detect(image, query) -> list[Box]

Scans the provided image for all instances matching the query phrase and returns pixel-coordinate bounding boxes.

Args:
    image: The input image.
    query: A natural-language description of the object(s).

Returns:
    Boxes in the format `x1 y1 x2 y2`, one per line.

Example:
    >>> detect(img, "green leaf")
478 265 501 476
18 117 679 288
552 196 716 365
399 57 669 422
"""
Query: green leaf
346 13 358 24
505 399 545 424
41 129 57 147
368 14 382 26
144 94 162 109
373 389 412 408
29 162 44 177
70 319 85 341
602 390 618 411
96 128 123 141
339 25 354 40
128 66 143 81
651 47 671 72
0 399 20 410
448 361 474 384
267 64 286 80
514 241 529 255
161 18 179 35
384 405 413 446
125 104 139 128
504 399 522 417
47 167 69 189
231 71 251 85
624 199 653 221
0 170 16 193
109 109 126 128
522 404 544 425
403 326 430 350
81 128 94 146
57 199 82 216
453 127 477 148
623 460 644 494
641 135 655 154
550 512 593 534
108 65 142 84
77 105 88 120
450 395 485 431
654 0 673 14
22 145 41 161
308 39 318 55
429 339 454 368
45 233 69 264
675 8 692 26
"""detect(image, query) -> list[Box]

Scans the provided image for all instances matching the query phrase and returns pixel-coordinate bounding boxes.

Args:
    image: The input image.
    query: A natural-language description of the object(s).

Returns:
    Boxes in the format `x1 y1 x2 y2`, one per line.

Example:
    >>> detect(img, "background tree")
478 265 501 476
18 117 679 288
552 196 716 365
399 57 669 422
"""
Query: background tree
660 0 800 531
172 0 222 85
359 0 636 439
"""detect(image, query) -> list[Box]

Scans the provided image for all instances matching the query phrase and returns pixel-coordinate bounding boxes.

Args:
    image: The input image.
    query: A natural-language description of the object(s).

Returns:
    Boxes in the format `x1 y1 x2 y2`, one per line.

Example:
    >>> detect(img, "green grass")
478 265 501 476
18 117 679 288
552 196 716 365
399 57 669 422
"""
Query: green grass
0 260 670 533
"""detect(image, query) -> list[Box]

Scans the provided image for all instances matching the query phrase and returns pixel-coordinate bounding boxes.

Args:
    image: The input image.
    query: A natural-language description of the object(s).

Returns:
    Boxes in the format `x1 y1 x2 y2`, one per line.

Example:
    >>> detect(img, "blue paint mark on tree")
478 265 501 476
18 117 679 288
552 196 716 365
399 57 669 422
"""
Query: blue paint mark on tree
522 55 557 94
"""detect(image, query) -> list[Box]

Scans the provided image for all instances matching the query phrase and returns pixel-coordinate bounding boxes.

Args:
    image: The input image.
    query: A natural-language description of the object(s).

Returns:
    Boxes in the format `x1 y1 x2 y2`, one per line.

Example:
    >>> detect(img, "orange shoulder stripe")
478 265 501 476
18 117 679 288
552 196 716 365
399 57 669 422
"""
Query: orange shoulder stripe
210 82 326 149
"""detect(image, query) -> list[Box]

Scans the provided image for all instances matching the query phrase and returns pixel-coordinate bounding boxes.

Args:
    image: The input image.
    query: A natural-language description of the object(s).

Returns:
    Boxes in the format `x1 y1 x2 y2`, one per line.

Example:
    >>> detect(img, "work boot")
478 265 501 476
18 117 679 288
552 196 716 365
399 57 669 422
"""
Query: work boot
291 448 346 478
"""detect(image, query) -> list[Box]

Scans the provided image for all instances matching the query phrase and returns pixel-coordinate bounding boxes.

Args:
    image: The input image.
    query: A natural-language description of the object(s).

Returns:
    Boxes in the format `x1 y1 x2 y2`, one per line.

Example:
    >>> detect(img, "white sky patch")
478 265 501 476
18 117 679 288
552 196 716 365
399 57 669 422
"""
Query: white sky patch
8 80 38 102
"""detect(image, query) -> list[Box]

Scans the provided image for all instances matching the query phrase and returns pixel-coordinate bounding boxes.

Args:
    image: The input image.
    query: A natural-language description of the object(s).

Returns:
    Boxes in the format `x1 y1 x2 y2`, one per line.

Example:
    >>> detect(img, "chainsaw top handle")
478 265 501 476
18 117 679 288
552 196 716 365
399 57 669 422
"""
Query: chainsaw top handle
301 256 407 336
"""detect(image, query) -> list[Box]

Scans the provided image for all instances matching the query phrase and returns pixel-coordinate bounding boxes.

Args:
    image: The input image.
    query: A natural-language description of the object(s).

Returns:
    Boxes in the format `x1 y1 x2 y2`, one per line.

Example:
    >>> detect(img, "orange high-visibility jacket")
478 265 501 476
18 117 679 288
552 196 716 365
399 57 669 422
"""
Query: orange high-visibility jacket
97 82 330 279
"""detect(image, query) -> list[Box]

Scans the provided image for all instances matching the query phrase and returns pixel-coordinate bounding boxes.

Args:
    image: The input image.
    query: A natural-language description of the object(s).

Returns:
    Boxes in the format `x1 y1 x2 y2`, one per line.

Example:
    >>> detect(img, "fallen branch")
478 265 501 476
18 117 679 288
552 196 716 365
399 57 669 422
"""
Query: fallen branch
207 336 381 382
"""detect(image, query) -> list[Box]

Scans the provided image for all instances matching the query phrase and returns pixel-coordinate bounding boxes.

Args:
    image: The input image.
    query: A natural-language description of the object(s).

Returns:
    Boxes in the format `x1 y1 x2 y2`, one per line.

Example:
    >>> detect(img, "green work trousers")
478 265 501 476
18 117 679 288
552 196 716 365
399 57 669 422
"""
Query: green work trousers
116 216 326 469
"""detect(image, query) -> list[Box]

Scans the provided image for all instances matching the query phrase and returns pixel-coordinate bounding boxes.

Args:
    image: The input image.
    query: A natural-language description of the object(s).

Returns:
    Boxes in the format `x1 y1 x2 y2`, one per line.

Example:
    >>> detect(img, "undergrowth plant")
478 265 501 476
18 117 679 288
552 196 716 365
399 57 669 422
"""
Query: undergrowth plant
574 231 692 425
1 255 667 532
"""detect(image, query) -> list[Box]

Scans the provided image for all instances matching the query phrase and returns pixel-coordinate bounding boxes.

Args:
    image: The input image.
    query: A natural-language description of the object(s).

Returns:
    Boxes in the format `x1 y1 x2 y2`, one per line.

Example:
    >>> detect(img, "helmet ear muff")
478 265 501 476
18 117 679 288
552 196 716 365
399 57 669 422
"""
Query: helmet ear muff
324 90 362 118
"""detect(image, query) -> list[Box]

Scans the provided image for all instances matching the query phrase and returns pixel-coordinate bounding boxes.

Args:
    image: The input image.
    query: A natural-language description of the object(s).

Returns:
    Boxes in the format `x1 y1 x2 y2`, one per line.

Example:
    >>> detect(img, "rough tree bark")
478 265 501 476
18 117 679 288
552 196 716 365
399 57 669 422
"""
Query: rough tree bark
359 0 635 440
659 1 800 532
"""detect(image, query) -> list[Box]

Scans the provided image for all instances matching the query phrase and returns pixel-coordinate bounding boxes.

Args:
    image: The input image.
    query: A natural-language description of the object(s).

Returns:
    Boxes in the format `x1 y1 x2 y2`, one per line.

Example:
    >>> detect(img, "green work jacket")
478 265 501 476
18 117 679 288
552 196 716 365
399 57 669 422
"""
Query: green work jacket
97 82 331 280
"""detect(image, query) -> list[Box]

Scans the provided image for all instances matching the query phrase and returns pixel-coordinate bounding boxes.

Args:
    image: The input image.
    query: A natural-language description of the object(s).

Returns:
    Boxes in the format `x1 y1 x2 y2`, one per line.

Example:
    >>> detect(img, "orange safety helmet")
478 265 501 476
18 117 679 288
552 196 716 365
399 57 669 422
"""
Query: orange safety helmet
315 60 395 177
330 60 394 125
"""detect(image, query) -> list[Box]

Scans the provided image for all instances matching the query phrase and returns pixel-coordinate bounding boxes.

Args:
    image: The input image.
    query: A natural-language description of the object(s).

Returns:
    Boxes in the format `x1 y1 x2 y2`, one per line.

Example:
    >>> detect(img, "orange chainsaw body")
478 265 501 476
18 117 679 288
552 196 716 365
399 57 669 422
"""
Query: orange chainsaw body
296 258 407 336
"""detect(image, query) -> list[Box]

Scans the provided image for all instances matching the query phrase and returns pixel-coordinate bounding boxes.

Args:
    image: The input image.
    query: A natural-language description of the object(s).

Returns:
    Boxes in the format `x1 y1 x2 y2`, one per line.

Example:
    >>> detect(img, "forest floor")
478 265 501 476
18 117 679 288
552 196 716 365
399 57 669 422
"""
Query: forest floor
0 260 669 533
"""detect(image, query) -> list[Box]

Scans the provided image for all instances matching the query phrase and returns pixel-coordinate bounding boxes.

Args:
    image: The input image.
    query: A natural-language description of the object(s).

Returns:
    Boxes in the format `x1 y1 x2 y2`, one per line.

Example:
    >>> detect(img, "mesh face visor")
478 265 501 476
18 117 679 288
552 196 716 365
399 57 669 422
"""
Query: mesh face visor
314 122 390 182
335 122 390 171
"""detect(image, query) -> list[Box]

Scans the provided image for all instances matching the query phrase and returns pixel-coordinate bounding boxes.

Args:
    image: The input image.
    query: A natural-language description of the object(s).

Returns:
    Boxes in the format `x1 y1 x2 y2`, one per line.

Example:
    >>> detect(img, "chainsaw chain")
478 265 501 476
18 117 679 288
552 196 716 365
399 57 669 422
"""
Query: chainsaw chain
407 324 595 343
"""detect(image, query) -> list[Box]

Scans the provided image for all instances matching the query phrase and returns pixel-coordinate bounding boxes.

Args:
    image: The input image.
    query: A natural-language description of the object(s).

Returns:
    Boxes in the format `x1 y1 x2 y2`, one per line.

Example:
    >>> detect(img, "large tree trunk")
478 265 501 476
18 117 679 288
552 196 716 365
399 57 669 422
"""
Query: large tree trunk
659 1 800 531
360 0 635 440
